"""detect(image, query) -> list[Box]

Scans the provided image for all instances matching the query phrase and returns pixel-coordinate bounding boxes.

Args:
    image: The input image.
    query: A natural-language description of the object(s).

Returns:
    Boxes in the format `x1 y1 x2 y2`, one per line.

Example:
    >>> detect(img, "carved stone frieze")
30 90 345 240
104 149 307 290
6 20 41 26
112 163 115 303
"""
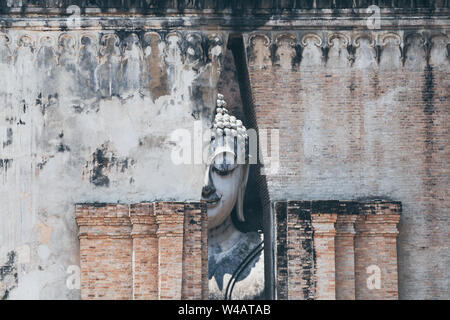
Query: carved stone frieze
246 31 449 70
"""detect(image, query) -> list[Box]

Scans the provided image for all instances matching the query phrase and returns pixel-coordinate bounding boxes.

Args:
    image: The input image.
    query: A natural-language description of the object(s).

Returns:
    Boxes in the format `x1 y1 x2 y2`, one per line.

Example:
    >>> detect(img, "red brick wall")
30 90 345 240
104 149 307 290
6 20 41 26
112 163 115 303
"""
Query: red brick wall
77 204 133 300
130 203 158 300
245 31 448 299
155 203 185 300
335 213 358 300
273 201 316 300
182 203 208 299
311 213 337 300
273 200 401 300
75 202 207 300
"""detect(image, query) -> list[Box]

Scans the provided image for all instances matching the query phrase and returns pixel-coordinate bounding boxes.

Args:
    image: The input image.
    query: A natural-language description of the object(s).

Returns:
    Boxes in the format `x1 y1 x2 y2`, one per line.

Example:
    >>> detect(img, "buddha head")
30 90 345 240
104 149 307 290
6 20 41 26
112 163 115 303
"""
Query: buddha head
202 94 250 230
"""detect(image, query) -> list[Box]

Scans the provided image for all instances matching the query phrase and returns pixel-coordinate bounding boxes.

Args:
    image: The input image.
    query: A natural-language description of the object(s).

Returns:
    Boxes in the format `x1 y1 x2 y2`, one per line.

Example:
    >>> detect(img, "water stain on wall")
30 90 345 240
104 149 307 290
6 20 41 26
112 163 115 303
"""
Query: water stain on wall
83 142 136 187
0 251 18 300
144 32 169 101
2 128 12 148
0 159 12 175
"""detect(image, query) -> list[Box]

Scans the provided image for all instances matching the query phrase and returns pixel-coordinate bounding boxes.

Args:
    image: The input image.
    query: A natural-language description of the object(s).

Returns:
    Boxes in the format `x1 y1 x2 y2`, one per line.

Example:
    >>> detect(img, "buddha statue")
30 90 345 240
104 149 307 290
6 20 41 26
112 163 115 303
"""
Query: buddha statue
202 93 264 300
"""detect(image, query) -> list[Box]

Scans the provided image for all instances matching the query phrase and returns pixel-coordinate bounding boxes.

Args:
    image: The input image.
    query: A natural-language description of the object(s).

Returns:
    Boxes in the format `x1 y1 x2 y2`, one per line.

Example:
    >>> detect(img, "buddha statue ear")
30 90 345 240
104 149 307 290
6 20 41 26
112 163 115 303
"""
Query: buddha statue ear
236 163 250 222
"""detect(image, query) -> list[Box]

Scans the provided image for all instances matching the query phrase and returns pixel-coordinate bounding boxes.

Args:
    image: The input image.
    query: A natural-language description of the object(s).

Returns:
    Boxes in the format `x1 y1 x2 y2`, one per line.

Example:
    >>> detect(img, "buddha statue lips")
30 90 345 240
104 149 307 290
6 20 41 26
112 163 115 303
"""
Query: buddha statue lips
202 94 249 230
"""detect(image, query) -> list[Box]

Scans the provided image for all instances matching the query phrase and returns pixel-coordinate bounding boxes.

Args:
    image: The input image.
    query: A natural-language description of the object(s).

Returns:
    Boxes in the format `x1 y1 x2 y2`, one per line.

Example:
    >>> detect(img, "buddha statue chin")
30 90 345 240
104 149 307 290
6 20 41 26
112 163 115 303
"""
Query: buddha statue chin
202 94 264 300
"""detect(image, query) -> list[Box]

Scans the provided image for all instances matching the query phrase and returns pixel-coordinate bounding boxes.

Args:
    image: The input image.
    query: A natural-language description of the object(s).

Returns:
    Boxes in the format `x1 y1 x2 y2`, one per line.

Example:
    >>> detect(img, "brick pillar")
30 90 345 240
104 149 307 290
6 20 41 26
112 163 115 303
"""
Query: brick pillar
76 201 207 300
287 201 315 300
311 202 338 300
273 201 315 300
76 204 132 300
335 201 358 300
273 201 288 300
182 203 208 299
354 201 401 300
130 203 158 300
155 202 185 300
200 203 209 298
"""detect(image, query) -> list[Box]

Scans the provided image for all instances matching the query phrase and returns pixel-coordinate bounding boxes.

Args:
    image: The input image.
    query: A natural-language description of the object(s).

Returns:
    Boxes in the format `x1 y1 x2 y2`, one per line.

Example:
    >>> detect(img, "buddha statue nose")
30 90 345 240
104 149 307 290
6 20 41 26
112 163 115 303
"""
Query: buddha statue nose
202 184 216 198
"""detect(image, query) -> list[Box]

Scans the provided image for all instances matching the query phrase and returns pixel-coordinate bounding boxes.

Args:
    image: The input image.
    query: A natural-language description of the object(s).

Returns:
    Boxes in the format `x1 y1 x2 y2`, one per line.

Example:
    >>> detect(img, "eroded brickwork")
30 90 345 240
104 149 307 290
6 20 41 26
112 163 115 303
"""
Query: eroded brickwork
77 204 133 300
355 202 401 300
311 212 338 300
274 200 401 300
182 203 208 300
247 31 448 299
75 202 207 300
274 201 316 300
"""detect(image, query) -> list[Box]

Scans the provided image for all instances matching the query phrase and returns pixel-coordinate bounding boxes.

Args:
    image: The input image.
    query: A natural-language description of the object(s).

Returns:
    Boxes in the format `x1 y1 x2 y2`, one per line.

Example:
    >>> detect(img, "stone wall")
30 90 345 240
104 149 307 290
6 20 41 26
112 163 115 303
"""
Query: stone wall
75 202 208 300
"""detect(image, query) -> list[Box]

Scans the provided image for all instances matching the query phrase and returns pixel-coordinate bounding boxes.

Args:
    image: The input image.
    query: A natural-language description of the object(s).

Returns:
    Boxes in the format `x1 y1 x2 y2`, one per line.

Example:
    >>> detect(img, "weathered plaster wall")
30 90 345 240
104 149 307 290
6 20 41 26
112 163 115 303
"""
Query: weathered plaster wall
245 30 449 299
0 28 225 299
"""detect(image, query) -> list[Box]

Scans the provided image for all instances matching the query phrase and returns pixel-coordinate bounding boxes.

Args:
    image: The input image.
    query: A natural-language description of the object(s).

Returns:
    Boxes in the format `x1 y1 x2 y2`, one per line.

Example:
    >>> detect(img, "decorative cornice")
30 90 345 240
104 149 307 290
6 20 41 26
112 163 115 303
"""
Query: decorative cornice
247 31 449 70
0 8 449 31
355 214 401 236
1 0 448 13
282 200 402 216
335 215 358 235
75 201 206 239
311 213 338 237
358 200 402 215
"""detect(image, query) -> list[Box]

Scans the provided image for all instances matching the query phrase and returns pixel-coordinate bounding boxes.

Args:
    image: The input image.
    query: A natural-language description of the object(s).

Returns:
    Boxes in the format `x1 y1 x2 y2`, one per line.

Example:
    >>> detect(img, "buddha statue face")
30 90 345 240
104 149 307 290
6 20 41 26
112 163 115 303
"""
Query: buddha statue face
202 94 249 230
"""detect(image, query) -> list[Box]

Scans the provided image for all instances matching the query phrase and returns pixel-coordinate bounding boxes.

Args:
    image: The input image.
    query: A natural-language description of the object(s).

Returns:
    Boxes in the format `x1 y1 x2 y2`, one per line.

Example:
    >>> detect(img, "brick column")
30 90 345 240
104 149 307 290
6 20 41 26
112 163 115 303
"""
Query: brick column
311 202 338 300
335 201 358 300
182 203 208 299
75 204 132 300
354 201 401 300
287 201 315 300
200 203 209 298
76 201 207 300
273 201 316 300
273 201 288 300
130 203 158 300
155 202 185 300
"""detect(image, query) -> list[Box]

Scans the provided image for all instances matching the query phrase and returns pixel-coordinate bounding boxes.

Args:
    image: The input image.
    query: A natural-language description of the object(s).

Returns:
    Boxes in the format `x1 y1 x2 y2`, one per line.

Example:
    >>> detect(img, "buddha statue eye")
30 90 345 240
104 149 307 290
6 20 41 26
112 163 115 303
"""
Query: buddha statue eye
212 163 237 176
